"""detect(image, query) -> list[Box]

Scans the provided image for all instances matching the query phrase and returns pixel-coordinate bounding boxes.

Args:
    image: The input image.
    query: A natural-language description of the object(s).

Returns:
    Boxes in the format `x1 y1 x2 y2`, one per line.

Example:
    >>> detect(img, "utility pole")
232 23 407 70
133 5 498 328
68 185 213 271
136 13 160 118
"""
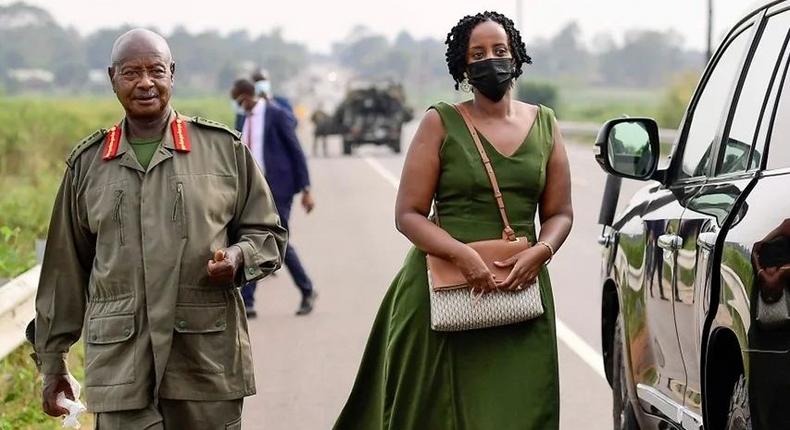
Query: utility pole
706 0 714 61
514 0 523 100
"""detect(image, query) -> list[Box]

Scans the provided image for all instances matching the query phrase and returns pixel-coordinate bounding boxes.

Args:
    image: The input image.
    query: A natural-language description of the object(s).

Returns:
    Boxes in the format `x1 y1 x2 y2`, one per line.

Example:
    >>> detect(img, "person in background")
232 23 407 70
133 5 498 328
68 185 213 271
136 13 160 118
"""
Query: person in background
252 69 295 118
34 29 286 429
311 103 331 157
231 78 318 317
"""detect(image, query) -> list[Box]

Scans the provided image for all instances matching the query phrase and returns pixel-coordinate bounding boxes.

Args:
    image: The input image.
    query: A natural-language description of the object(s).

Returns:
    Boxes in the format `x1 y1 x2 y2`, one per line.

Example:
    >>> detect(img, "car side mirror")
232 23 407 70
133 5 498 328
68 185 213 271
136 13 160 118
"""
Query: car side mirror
594 118 660 180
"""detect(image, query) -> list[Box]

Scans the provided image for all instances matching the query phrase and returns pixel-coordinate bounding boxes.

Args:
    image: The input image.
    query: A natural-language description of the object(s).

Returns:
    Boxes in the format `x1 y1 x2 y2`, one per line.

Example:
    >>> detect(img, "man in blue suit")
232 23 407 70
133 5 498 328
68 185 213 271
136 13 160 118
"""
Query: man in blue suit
231 79 316 316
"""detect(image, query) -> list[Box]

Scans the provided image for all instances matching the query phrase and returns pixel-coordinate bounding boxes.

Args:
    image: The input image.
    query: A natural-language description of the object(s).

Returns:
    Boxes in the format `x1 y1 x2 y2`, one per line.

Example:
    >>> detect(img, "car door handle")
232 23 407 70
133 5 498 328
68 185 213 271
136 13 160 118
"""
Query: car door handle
597 233 614 247
658 234 683 251
697 232 717 252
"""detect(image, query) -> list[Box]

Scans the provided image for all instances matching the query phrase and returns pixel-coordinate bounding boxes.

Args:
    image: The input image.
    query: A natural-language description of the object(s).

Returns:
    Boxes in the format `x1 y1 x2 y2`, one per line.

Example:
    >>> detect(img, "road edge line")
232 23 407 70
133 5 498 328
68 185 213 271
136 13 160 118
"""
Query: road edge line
362 155 608 381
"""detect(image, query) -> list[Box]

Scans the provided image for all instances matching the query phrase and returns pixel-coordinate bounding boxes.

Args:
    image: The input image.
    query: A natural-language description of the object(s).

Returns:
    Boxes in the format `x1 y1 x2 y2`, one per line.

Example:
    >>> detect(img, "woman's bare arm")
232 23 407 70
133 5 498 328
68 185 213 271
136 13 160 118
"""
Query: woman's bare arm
493 113 574 290
395 109 464 260
395 108 497 290
537 117 574 255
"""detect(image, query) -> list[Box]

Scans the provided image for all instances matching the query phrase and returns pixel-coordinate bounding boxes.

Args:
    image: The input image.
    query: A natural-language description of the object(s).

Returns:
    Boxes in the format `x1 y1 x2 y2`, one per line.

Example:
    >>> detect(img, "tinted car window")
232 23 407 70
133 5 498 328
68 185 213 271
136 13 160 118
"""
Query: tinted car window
768 14 790 170
768 61 790 169
722 11 790 174
680 27 751 179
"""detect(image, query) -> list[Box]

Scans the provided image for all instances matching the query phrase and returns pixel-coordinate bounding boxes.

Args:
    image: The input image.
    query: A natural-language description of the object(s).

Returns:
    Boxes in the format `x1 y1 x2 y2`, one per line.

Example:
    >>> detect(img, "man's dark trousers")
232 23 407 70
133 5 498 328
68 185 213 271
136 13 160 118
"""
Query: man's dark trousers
241 196 313 308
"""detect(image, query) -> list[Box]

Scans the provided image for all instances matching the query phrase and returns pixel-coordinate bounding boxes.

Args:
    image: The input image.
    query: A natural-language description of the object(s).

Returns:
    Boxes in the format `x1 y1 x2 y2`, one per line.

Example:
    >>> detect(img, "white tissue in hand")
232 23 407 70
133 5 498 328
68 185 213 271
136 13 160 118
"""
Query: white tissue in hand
55 374 86 429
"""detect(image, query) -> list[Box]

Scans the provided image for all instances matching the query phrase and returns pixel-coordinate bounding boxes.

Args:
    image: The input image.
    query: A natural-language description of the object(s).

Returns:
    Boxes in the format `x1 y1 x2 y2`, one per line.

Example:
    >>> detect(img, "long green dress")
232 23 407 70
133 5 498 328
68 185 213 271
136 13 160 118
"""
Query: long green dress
334 102 560 430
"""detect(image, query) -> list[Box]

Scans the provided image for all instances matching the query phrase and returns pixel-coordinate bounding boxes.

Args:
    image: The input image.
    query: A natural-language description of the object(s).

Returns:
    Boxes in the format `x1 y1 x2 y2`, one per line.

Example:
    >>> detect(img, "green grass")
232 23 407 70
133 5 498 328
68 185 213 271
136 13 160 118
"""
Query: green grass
558 85 666 126
0 342 92 430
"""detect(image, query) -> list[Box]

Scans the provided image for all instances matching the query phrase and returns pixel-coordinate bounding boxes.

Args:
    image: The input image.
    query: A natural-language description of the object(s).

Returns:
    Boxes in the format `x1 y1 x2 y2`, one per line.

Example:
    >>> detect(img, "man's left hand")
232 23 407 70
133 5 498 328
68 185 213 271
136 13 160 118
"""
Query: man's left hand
302 191 315 214
207 246 244 287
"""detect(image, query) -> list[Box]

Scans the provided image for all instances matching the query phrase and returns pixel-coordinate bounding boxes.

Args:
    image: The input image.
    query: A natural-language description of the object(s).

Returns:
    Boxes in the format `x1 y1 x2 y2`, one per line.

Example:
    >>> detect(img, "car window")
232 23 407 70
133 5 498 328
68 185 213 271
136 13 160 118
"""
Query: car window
679 27 752 179
721 11 790 175
768 53 790 170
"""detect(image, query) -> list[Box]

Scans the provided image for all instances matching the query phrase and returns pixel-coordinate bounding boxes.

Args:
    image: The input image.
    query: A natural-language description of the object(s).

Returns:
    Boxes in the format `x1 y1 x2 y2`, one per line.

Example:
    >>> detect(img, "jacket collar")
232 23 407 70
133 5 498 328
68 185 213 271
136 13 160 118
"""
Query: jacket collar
103 108 190 162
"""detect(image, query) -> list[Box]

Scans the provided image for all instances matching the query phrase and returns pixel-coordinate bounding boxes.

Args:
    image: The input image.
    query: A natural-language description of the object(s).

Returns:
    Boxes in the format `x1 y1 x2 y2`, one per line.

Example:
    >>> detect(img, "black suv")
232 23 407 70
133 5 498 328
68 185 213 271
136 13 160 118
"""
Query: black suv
595 2 790 429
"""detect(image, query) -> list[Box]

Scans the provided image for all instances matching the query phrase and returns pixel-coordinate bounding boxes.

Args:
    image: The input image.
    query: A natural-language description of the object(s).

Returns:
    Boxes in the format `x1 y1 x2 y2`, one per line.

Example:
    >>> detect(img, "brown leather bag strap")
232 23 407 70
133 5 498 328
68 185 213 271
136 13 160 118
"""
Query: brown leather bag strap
453 103 517 241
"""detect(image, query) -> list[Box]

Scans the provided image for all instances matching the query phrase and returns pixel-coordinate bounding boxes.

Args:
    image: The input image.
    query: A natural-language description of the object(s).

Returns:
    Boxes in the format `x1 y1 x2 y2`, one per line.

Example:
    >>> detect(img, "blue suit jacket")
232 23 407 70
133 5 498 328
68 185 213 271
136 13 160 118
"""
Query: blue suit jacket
235 101 310 203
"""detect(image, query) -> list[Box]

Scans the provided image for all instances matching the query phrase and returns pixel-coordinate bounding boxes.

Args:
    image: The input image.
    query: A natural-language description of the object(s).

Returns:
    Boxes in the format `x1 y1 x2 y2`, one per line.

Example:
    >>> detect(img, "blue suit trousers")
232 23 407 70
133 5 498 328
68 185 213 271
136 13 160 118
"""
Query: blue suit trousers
241 197 313 308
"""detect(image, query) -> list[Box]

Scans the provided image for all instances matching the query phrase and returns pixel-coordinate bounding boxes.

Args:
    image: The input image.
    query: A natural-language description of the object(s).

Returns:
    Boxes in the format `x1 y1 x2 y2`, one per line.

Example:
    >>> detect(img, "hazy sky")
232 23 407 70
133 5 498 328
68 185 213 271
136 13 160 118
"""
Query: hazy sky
4 0 758 53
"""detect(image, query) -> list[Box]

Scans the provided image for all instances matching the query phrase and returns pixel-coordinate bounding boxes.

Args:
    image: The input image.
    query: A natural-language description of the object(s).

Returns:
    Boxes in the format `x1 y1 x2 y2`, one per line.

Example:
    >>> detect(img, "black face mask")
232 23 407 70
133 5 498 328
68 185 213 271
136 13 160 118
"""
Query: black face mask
467 58 514 102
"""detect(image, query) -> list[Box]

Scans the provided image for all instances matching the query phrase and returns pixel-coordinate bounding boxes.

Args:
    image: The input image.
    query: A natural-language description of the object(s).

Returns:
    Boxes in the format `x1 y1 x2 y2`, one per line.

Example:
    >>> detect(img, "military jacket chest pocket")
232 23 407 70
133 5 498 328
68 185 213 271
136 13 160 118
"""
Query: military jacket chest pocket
170 174 236 240
85 180 129 247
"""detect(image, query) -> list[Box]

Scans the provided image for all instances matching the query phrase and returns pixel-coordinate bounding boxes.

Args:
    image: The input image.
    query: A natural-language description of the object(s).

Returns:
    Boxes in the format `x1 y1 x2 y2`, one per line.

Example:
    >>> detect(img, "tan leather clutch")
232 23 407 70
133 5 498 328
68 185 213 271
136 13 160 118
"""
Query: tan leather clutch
427 236 531 290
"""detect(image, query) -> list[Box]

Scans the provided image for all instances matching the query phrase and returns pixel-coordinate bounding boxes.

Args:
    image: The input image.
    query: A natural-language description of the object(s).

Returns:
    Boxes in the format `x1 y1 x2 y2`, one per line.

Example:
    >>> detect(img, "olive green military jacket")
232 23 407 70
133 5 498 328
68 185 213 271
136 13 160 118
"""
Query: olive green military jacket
34 109 287 412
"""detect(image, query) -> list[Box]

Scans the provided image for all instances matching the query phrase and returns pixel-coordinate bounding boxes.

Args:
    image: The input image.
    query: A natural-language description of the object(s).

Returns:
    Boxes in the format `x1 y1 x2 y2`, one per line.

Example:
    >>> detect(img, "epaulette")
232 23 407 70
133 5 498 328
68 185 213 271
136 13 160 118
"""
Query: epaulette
192 116 241 139
66 129 107 167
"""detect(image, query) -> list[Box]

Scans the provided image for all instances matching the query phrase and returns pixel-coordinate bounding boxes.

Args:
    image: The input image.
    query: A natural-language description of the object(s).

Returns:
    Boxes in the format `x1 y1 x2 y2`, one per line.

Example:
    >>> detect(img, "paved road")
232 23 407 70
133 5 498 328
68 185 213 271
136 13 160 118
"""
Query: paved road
242 121 647 429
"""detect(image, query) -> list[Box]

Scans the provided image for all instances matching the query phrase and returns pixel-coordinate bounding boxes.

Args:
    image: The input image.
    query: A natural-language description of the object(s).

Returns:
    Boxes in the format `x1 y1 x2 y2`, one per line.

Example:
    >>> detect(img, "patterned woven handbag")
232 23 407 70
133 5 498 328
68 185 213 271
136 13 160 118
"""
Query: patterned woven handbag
427 103 544 332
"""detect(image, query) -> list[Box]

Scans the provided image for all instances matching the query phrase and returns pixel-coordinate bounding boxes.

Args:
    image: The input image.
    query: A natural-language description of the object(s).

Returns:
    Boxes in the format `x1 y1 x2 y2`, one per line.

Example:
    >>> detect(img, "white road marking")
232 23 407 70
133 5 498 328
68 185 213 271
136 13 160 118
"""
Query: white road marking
363 157 400 189
556 319 607 380
362 155 608 381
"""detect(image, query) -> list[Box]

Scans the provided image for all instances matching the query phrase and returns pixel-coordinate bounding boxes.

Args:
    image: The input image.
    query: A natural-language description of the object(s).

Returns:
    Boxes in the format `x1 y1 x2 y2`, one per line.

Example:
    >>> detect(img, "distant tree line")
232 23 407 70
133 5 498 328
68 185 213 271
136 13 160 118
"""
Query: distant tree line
0 2 308 96
327 21 704 107
528 22 704 87
0 2 704 100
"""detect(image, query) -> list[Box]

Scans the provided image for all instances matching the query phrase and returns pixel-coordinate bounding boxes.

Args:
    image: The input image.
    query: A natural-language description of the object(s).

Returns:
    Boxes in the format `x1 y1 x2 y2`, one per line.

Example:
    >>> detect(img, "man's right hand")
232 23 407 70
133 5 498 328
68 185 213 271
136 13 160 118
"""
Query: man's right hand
42 374 74 417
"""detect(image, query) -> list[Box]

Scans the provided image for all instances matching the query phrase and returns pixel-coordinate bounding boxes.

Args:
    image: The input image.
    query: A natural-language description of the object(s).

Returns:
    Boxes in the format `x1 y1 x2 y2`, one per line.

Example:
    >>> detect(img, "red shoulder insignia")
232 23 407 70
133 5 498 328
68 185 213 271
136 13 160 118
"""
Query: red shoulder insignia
102 124 122 160
171 117 191 153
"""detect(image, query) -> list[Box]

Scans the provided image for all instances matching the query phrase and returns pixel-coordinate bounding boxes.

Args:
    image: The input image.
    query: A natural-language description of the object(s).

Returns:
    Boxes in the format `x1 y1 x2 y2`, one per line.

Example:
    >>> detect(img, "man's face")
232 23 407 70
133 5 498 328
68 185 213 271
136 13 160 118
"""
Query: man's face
231 90 258 112
110 55 174 119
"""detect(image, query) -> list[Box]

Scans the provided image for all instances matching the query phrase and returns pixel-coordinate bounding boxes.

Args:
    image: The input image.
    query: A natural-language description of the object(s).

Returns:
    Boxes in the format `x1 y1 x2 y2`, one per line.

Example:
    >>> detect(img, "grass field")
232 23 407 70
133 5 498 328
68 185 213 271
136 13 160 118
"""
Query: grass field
558 85 668 126
0 343 91 430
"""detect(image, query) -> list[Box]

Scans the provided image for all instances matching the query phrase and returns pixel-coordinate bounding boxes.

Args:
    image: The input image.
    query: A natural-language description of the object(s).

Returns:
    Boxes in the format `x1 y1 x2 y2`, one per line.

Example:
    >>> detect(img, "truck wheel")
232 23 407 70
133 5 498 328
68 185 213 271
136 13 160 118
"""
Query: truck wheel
725 375 751 430
613 314 640 430
343 140 353 156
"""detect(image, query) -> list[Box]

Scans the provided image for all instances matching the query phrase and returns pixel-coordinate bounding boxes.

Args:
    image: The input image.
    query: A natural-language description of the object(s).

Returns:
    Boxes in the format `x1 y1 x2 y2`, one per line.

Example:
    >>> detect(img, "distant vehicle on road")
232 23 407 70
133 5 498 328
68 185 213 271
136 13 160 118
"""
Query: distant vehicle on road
594 2 790 429
332 81 413 155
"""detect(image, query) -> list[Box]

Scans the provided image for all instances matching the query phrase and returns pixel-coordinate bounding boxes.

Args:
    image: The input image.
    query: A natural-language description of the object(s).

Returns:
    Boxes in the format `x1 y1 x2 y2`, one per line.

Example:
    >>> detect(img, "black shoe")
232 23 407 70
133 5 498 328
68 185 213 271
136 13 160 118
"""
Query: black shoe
296 291 317 316
245 306 258 319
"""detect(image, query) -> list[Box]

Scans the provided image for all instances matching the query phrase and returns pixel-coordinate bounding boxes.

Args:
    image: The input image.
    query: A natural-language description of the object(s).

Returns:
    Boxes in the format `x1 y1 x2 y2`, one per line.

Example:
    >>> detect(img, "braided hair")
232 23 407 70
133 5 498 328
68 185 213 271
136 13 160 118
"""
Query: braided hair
445 11 532 90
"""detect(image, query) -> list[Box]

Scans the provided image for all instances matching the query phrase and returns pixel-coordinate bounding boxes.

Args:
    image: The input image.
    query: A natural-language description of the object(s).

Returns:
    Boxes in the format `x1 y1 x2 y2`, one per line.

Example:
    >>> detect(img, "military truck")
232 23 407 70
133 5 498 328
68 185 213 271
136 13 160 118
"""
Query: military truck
333 81 413 155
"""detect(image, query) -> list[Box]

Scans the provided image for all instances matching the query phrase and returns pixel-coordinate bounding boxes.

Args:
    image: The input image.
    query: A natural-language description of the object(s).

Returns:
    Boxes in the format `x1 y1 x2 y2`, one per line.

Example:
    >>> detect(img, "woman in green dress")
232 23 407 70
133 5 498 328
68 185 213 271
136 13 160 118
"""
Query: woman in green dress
335 11 574 430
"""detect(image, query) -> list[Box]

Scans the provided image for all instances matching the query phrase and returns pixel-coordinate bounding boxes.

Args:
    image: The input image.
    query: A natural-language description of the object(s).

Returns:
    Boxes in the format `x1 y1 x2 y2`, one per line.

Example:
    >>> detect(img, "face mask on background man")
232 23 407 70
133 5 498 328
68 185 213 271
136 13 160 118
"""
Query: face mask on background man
467 58 515 102
255 80 272 97
231 100 245 115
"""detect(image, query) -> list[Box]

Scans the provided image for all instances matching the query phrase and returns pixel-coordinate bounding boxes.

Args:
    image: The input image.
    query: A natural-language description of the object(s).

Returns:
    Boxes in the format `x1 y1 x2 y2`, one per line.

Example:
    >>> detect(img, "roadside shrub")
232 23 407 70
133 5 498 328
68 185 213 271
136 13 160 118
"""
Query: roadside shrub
658 71 700 129
517 80 560 111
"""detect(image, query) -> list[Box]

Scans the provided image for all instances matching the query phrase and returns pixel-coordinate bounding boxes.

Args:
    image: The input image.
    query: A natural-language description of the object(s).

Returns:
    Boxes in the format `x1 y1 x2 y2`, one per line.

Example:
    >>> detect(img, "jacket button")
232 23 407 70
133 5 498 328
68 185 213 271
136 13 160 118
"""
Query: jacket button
177 320 187 329
91 334 97 341
215 321 224 328
123 329 131 337
247 268 255 275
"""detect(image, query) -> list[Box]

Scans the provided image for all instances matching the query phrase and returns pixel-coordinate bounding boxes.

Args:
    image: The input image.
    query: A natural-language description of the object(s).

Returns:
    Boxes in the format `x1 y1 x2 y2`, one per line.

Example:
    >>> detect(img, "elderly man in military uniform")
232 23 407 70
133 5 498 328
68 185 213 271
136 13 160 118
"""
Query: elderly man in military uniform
33 28 286 429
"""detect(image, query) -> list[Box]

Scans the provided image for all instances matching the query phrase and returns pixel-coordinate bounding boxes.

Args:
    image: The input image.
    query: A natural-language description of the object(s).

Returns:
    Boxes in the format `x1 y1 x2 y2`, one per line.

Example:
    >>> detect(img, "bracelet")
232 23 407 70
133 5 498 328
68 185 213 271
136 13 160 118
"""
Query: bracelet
536 241 555 265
